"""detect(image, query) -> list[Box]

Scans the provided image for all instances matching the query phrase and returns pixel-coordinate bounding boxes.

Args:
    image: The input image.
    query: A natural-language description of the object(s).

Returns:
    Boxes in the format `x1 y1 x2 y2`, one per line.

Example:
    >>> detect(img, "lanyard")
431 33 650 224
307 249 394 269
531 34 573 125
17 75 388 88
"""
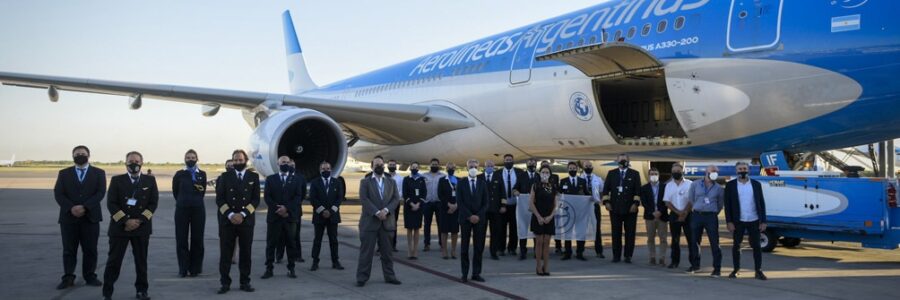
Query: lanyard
130 176 141 201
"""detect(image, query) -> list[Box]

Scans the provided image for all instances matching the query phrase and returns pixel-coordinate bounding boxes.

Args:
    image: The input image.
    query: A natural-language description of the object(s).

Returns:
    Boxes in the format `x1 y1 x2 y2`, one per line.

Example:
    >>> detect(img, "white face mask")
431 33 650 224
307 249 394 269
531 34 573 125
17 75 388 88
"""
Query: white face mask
540 173 550 182
650 175 659 183
468 168 478 178
708 172 719 181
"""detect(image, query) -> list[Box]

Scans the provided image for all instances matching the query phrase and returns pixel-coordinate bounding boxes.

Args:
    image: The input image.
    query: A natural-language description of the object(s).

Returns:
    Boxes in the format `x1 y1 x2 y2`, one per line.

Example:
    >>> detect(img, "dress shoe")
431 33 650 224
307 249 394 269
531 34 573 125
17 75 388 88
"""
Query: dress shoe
276 258 283 264
624 257 632 264
686 266 699 273
518 254 526 261
356 281 366 287
490 255 499 260
576 255 587 261
729 270 739 278
297 257 306 263
136 291 151 300
217 286 230 294
650 258 657 265
261 269 274 279
442 256 449 260
611 258 621 263
667 263 678 269
460 276 468 283
555 248 562 254
755 271 768 280
658 260 666 267
85 277 103 287
310 262 319 271
471 275 485 282
509 250 517 256
332 262 345 270
103 297 112 300
561 254 572 261
596 252 606 259
188 273 199 278
56 277 74 290
385 279 402 285
423 245 430 252
239 284 255 292
178 272 187 278
287 270 297 278
710 270 721 278
499 252 506 256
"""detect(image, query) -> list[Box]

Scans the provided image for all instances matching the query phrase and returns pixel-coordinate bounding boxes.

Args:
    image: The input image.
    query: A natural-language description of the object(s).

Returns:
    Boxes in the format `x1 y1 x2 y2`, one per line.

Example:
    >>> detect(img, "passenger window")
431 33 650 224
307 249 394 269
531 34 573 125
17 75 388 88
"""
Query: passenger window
674 16 686 31
657 19 667 33
614 30 623 41
602 31 609 43
627 26 636 39
642 23 651 36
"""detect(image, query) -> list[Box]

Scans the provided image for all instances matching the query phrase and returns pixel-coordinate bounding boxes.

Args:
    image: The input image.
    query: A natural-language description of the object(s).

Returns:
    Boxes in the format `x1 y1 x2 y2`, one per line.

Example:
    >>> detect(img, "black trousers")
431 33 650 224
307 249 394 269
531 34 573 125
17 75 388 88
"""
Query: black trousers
422 202 440 247
669 214 696 266
312 222 340 262
594 203 604 255
732 220 763 272
503 205 518 252
219 224 254 286
60 221 99 280
391 207 400 250
276 221 302 261
610 213 637 260
175 205 205 275
266 222 298 270
103 235 149 297
460 221 486 277
488 211 505 255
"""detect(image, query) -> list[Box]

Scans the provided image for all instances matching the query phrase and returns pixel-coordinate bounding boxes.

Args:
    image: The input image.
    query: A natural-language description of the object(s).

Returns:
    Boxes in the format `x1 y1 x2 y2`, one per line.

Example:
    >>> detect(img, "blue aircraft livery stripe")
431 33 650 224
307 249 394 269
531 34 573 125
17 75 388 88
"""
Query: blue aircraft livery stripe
282 10 302 55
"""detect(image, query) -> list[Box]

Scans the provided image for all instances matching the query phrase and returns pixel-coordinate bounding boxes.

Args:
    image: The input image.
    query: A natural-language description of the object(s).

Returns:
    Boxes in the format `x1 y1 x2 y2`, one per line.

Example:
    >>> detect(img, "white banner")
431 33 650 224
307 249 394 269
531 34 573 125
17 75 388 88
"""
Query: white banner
555 195 596 241
515 195 534 239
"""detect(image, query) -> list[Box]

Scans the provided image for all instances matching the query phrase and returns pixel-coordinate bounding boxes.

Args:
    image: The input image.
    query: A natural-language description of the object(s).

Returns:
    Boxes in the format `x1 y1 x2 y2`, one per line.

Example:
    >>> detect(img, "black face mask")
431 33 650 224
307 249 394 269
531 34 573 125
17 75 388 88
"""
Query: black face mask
568 170 577 177
618 160 628 168
127 163 141 174
738 171 749 179
504 162 514 169
411 169 419 176
73 155 88 165
373 165 384 175
388 166 397 173
527 165 536 172
430 166 439 173
672 172 683 180
447 168 455 176
185 160 197 168
233 163 246 172
321 171 331 178
584 168 593 174
288 166 296 173
279 164 291 173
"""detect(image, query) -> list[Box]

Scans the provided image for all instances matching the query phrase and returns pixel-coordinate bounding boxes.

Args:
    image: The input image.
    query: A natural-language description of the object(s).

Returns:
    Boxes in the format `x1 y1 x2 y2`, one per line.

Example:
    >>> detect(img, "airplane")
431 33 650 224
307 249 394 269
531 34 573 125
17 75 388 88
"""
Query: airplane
1 0 899 180
0 154 15 167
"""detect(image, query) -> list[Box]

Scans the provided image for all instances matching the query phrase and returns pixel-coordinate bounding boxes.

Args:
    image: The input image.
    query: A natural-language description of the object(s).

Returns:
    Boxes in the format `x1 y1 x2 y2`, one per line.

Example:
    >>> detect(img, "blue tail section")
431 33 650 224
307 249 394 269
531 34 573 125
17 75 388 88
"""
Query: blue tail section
282 10 302 55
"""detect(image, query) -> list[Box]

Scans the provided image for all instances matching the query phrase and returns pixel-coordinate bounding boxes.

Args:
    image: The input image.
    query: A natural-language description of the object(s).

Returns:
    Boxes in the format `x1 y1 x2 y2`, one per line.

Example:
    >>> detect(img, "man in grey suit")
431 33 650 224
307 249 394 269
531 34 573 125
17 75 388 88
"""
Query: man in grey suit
356 156 403 287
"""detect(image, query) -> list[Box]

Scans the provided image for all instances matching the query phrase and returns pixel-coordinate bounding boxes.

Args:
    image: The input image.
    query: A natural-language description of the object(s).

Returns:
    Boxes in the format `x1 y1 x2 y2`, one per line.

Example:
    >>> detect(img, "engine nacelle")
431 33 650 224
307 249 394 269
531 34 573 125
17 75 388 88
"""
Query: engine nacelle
248 108 347 180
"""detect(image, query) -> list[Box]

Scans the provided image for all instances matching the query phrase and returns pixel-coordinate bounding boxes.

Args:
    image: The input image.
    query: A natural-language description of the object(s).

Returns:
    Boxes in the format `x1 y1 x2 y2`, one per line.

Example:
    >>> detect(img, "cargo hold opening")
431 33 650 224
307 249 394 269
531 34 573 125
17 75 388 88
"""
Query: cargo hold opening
593 71 689 146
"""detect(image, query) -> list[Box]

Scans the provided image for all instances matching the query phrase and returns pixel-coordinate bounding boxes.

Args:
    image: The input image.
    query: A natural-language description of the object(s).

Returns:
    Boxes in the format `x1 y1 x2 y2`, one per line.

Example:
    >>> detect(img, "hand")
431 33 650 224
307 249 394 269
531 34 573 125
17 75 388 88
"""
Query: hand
537 216 545 225
322 210 331 219
376 210 388 221
448 203 457 214
275 205 287 214
411 203 420 211
513 190 520 197
70 205 86 217
230 214 244 225
124 219 141 231
629 205 638 213
469 215 479 224
604 204 612 212
500 207 507 214
677 214 686 222
543 216 552 224
652 211 662 218
727 222 735 233
759 223 767 232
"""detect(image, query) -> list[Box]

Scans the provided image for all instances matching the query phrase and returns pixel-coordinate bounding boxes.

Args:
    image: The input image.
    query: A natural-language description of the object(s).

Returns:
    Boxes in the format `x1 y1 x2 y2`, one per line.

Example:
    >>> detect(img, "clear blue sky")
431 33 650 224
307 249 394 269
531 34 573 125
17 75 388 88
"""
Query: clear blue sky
0 0 604 163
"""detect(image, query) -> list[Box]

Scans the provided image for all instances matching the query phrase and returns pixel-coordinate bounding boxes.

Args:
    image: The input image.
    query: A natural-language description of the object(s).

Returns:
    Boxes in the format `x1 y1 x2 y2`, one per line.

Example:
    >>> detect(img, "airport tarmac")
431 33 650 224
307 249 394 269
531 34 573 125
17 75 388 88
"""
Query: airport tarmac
1 168 899 299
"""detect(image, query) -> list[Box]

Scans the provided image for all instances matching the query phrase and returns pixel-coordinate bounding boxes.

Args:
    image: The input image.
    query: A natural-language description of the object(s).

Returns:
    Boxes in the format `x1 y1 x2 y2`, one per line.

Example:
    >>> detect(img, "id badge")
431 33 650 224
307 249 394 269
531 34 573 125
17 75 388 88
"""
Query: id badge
451 190 456 197
127 198 138 206
618 186 623 193
415 189 420 196
562 185 568 190
704 197 710 204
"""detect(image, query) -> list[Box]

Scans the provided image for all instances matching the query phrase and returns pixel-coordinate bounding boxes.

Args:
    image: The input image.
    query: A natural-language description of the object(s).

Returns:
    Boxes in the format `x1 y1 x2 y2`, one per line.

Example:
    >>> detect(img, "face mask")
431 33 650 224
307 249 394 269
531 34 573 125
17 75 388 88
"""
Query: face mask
708 172 719 181
233 163 246 172
430 166 439 173
127 163 141 174
447 168 455 176
584 168 593 174
373 165 384 175
185 160 197 168
73 155 88 165
321 171 331 178
485 167 494 174
650 175 659 183
504 162 514 169
738 171 749 179
568 170 577 177
388 166 397 173
411 169 419 176
279 164 291 173
468 168 478 178
540 174 550 182
672 172 683 180
527 165 536 172
288 166 296 173
618 160 628 168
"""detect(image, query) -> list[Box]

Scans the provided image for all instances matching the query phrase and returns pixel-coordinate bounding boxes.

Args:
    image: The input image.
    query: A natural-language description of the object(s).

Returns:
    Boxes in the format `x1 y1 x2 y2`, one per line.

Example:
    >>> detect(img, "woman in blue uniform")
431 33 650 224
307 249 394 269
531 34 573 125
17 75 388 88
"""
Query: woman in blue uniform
438 162 460 259
403 162 427 260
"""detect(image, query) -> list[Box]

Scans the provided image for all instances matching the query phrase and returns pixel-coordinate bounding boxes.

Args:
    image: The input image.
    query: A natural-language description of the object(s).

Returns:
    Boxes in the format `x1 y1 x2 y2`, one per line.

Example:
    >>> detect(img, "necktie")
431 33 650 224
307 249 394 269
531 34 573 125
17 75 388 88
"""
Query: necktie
470 179 475 195
77 168 85 183
506 170 512 198
587 175 592 190
282 175 286 183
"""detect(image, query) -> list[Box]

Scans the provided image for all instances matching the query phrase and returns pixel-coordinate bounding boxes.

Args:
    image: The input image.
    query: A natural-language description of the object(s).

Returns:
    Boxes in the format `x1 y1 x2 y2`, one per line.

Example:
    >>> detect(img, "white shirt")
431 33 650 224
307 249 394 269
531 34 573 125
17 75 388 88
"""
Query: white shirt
390 172 404 198
582 173 604 202
663 179 693 211
235 170 245 181
502 168 518 197
737 180 759 222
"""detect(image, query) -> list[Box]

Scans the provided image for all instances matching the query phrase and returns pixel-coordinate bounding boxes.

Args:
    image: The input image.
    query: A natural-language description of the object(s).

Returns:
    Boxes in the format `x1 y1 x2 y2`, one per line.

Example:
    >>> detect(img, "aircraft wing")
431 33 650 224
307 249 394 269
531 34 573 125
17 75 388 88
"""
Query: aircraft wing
0 71 474 145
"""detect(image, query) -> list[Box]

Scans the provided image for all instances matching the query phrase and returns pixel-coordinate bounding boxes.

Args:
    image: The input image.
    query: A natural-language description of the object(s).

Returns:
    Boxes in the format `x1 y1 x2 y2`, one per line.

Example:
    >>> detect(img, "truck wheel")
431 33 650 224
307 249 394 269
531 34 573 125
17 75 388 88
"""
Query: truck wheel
780 237 801 248
761 230 779 252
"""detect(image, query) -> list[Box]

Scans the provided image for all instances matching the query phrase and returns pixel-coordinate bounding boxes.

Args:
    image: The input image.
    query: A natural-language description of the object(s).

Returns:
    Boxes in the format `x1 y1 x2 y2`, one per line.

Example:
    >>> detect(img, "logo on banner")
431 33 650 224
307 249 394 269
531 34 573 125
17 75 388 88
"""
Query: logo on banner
556 201 576 235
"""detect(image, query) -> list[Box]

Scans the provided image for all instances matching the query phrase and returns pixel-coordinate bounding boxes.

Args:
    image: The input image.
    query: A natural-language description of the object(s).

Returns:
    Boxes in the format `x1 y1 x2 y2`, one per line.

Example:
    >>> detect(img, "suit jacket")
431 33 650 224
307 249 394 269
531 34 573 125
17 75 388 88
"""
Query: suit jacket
54 165 106 224
172 169 207 207
264 173 306 223
601 168 643 215
499 167 525 201
438 176 459 209
215 170 261 227
106 174 158 237
478 172 504 213
457 176 489 224
640 182 670 221
559 176 589 195
724 179 767 224
358 175 401 232
309 176 344 225
517 170 539 199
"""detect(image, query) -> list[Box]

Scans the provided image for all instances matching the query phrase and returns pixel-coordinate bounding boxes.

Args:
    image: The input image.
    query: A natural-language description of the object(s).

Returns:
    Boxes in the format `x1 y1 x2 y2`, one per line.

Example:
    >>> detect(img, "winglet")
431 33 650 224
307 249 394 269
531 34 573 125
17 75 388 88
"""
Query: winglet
282 10 317 94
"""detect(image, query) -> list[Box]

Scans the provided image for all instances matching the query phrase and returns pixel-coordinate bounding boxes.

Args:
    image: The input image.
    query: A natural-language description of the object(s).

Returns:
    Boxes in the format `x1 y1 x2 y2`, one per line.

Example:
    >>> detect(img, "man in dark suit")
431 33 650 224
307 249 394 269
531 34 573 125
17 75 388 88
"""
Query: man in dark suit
216 150 261 294
499 154 524 257
459 159 489 283
356 156 402 287
172 149 207 277
262 156 306 279
102 151 158 300
515 159 539 260
480 160 505 260
54 145 105 290
309 161 345 271
558 162 590 260
640 168 669 266
725 162 768 280
276 159 306 263
601 154 643 263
